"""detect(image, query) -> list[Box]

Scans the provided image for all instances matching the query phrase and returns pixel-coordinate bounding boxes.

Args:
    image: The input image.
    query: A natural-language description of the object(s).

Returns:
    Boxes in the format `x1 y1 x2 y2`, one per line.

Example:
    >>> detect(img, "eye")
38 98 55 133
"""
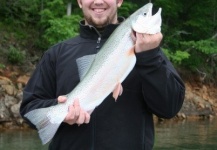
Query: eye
143 12 147 16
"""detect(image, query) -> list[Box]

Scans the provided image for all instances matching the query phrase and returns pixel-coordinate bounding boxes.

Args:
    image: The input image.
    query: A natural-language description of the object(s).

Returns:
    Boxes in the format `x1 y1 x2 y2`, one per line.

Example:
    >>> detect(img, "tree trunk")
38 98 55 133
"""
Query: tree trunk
67 2 72 16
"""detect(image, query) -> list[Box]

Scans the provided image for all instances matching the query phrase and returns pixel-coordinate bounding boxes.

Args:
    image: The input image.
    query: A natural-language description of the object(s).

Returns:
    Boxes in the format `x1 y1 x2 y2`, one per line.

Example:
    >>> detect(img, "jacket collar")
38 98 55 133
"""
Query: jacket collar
79 17 125 40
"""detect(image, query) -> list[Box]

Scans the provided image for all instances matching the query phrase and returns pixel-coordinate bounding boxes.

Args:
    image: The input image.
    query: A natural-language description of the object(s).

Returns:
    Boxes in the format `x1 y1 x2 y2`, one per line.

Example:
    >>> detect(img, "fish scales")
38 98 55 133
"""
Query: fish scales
24 2 162 144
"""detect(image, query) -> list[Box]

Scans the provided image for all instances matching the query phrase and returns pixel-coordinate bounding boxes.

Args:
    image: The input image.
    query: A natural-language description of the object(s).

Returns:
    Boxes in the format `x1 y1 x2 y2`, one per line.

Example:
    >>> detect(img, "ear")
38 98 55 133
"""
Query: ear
117 0 123 8
77 0 82 8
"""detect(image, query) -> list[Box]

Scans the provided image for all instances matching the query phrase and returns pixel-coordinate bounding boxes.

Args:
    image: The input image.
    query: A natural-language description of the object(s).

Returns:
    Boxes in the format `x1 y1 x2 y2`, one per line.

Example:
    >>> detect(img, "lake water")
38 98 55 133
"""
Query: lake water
0 118 216 150
154 118 217 150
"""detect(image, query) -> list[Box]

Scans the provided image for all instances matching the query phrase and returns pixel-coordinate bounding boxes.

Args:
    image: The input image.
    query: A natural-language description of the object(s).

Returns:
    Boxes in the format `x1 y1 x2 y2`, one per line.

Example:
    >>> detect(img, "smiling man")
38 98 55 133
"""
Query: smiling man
20 0 185 150
78 0 122 28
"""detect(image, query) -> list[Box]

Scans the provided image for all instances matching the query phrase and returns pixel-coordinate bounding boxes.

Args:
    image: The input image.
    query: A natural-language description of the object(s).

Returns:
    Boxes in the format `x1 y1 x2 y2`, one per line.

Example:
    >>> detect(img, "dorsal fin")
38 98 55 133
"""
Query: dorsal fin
76 54 96 80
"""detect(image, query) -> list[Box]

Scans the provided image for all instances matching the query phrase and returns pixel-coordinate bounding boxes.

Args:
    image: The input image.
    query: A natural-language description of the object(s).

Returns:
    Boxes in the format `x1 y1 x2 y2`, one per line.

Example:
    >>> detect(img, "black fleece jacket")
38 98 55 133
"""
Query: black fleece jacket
20 18 185 150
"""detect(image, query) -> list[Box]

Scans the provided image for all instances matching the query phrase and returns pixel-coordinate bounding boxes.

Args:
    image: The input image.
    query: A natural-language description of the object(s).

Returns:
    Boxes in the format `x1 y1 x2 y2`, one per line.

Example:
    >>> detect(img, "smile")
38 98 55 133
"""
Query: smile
93 8 106 13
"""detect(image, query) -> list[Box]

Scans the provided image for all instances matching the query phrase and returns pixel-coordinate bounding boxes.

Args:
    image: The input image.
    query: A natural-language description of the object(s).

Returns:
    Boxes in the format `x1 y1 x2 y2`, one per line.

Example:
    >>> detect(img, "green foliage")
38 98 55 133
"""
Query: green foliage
181 0 217 40
179 39 217 71
154 0 217 80
162 48 190 65
1 0 217 79
118 2 138 17
0 64 6 69
181 39 217 55
40 0 66 28
42 15 81 47
7 46 25 64
158 0 216 40
37 0 82 49
0 0 40 26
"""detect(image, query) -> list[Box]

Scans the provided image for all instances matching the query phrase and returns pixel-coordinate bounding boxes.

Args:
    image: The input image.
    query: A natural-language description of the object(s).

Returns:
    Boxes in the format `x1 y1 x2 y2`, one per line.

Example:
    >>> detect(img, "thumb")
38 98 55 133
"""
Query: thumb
58 96 67 103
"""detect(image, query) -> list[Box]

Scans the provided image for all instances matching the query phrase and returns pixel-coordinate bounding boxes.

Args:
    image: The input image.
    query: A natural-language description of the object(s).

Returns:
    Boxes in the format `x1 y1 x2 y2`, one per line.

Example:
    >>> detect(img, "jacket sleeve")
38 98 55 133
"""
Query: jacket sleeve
135 47 185 119
19 50 58 127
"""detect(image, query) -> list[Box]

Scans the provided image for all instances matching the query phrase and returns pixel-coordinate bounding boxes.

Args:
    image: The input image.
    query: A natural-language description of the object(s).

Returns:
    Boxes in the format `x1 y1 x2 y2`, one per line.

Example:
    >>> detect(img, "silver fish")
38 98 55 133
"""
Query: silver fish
24 2 162 145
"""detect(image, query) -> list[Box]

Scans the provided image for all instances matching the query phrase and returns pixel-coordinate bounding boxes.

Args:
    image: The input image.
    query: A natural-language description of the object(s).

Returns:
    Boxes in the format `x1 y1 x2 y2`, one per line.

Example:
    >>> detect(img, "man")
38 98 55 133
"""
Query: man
20 0 185 149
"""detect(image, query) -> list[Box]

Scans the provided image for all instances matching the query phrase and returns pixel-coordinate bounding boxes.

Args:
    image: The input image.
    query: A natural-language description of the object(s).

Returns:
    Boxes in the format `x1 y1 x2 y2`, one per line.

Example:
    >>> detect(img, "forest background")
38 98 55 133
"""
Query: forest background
0 0 217 85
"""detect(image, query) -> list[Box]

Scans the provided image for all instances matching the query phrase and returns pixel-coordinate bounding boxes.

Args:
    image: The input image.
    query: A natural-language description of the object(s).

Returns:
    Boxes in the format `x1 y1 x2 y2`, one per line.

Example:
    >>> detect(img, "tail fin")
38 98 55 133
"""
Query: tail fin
24 107 66 144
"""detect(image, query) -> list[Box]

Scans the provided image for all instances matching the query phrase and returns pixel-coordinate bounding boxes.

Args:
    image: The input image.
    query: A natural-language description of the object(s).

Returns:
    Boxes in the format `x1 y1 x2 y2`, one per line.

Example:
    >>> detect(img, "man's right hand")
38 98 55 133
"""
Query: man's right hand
58 96 90 125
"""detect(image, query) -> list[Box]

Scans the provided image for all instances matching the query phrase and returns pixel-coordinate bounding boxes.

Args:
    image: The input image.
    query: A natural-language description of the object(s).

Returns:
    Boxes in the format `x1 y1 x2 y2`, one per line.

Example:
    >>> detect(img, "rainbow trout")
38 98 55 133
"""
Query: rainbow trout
24 2 162 144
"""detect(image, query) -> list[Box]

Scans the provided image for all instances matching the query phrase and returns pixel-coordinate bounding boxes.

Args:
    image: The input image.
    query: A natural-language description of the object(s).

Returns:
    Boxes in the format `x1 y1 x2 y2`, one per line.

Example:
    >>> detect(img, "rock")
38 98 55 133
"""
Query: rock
16 118 25 126
11 101 21 118
180 89 215 117
1 67 217 129
208 99 214 105
0 76 18 96
0 76 12 85
17 75 29 85
4 95 18 108
17 83 23 90
198 102 205 109
177 112 186 119
0 98 11 121
16 91 23 101
2 122 14 129
1 84 17 96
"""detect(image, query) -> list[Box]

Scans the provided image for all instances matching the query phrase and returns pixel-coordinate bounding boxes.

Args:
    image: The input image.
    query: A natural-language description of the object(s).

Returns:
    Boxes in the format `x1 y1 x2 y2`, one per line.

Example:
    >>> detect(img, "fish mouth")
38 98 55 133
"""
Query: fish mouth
132 30 136 37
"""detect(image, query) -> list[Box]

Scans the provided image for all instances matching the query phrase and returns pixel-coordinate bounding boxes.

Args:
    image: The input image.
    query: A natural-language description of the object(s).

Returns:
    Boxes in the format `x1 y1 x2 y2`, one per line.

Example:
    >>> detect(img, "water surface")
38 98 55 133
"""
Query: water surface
0 129 48 150
154 118 217 150
0 118 216 150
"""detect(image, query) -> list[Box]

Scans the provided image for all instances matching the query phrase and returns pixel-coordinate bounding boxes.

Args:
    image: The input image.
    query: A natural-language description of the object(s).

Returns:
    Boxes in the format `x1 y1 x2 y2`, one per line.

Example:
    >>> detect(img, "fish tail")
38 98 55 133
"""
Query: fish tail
24 107 66 144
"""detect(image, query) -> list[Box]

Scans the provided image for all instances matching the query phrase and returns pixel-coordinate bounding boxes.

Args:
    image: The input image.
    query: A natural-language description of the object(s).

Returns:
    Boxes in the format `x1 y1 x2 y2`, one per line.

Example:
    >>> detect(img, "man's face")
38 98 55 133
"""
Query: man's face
77 0 123 28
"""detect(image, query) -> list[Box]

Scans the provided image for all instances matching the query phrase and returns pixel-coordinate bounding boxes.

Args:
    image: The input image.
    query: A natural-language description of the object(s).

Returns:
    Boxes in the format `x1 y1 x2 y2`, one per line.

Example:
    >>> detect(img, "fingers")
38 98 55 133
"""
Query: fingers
73 99 80 117
84 112 91 123
76 109 90 125
64 104 79 125
134 32 163 53
142 32 163 43
63 98 90 125
76 110 85 125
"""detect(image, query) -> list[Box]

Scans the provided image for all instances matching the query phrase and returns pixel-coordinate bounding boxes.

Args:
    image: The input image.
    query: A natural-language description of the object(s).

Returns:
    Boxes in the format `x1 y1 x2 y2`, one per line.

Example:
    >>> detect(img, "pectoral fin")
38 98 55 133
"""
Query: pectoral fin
76 54 96 81
112 83 123 101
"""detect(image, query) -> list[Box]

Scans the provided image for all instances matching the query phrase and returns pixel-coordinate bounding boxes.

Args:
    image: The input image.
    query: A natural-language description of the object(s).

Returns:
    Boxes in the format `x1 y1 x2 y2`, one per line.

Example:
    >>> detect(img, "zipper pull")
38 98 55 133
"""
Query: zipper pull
96 37 101 49
97 37 101 44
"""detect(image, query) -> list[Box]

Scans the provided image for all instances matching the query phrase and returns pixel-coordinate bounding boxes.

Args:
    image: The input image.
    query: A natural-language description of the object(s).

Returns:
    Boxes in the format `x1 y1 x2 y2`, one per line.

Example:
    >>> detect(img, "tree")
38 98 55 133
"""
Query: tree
1 0 217 81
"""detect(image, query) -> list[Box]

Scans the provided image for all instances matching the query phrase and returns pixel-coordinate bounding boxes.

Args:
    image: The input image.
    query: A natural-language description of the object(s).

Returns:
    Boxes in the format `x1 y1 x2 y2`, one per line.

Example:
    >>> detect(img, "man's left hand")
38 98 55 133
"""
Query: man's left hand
132 32 163 53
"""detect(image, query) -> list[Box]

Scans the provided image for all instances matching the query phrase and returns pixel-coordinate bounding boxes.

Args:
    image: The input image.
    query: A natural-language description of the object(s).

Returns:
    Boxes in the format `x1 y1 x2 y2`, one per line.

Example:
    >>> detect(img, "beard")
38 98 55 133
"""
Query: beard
85 16 110 28
83 11 117 28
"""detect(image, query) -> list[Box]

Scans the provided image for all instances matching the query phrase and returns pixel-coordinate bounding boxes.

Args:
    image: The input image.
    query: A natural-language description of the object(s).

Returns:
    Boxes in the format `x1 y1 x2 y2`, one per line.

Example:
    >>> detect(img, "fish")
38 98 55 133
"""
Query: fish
24 2 162 145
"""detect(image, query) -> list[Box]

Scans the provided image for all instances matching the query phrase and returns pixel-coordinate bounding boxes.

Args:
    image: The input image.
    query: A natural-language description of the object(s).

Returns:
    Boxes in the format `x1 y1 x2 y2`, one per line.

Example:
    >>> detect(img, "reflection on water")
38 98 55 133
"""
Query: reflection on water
154 118 217 150
0 129 48 150
0 118 216 150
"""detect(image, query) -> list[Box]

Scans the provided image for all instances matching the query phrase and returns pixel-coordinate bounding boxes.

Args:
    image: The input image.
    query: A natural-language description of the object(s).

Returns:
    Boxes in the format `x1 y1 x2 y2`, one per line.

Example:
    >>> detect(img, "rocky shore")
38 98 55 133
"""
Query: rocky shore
0 65 216 129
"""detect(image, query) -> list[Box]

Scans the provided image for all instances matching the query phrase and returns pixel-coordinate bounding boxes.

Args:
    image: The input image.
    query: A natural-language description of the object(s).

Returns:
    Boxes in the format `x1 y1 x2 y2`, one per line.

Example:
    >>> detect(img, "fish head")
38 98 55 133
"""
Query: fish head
131 3 162 34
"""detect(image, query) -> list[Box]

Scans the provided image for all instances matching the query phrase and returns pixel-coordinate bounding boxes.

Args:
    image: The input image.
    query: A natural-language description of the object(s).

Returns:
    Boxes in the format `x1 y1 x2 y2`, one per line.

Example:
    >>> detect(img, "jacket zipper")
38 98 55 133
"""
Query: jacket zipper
91 112 96 150
89 25 102 52
96 37 101 51
88 25 103 150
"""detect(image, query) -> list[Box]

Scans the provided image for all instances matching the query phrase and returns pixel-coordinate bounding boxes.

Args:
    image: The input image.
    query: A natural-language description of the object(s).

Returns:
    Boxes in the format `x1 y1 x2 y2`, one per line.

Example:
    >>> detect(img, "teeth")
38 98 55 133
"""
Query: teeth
94 9 105 13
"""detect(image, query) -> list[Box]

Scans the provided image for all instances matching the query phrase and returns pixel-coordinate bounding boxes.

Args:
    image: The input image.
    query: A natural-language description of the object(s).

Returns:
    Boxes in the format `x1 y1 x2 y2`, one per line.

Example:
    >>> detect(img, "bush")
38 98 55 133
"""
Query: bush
7 46 25 64
162 48 190 65
0 63 6 69
42 15 81 47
